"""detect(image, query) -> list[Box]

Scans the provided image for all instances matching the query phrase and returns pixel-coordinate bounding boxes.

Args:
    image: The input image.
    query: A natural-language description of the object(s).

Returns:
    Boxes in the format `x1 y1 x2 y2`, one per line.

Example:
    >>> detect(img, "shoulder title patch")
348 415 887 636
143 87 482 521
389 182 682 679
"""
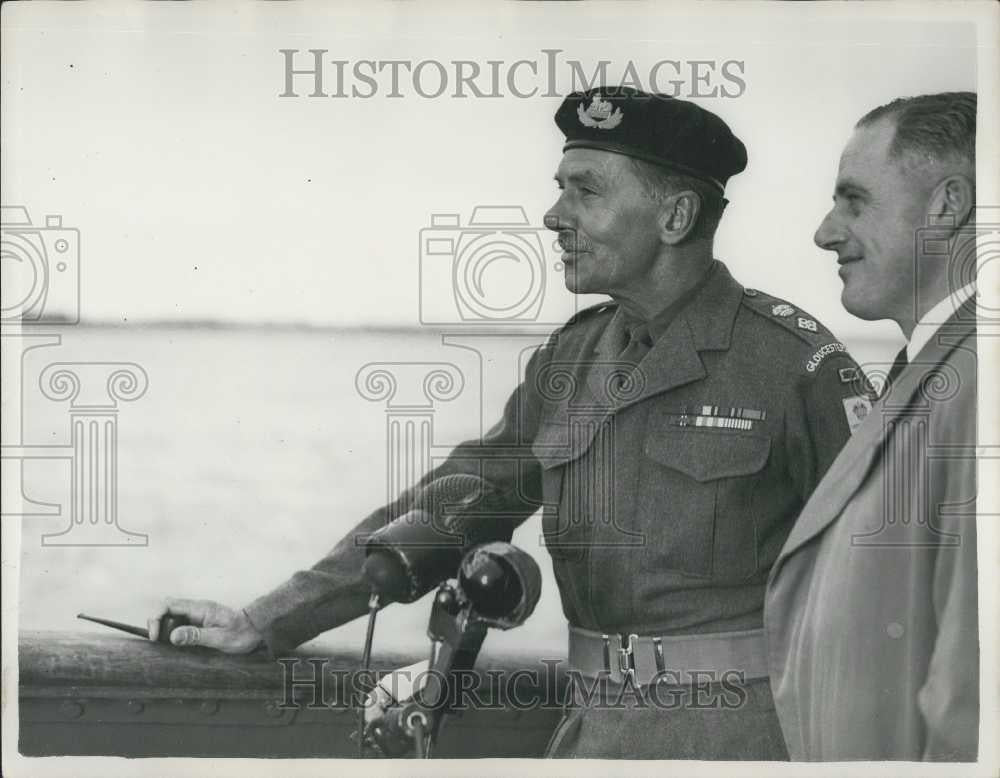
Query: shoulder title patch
805 342 847 372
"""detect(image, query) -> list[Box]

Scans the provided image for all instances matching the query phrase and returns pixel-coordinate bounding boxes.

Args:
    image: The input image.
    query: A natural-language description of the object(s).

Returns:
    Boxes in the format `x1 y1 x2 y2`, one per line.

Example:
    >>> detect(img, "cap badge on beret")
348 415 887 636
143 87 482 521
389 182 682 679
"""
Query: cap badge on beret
556 87 748 193
577 95 623 130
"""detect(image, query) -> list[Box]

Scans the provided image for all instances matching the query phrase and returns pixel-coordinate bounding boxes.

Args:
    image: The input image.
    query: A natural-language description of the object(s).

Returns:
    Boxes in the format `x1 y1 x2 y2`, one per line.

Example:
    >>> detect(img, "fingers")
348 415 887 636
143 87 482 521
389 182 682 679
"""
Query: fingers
147 598 257 651
169 624 259 654
169 625 206 647
162 597 220 625
145 598 176 641
147 597 222 643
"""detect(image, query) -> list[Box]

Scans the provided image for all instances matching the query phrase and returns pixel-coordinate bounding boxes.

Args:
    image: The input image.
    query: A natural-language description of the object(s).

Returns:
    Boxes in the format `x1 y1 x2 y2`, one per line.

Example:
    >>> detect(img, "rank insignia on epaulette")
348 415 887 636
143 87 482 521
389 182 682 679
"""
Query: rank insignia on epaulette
744 288 759 297
797 317 818 332
771 304 795 317
838 367 860 383
842 395 872 434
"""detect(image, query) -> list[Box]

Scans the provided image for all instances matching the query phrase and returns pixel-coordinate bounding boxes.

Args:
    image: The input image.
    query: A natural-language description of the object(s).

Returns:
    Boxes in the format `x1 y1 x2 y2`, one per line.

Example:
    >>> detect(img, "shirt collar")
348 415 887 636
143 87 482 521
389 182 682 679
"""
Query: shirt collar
623 260 719 346
906 281 977 362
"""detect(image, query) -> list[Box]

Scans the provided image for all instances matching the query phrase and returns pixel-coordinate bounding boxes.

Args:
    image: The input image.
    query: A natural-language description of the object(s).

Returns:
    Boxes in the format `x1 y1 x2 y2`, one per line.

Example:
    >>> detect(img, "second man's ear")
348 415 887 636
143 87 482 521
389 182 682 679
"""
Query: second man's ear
929 174 975 230
660 190 702 245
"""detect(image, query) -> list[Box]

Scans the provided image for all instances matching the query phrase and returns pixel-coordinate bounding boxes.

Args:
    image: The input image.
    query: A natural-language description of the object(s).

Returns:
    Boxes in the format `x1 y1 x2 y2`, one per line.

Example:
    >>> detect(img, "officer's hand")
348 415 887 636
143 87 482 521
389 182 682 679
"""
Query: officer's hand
147 598 264 654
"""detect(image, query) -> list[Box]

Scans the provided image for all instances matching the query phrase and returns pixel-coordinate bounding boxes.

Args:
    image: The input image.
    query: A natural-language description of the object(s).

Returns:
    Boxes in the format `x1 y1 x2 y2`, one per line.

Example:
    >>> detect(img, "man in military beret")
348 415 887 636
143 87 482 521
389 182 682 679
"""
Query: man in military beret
149 88 869 759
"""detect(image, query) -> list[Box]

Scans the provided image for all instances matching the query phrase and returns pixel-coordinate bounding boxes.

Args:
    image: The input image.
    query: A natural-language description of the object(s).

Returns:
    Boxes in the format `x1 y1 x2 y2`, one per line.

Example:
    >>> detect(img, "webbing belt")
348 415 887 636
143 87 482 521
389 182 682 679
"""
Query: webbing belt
568 624 770 686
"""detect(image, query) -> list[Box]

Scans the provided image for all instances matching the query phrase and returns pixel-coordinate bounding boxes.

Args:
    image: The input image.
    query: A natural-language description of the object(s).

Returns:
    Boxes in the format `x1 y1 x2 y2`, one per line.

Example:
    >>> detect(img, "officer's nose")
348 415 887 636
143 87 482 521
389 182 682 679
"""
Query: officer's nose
814 209 846 251
544 194 570 233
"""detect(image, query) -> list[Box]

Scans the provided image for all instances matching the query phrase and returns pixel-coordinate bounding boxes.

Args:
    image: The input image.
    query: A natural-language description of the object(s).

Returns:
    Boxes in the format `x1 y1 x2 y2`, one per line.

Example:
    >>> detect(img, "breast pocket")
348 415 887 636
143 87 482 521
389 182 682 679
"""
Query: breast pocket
639 425 771 579
532 420 590 562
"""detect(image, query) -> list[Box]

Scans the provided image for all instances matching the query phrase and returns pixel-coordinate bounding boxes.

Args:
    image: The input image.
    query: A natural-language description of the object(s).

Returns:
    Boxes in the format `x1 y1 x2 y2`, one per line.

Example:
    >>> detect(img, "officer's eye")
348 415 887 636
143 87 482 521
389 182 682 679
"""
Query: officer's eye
833 190 864 216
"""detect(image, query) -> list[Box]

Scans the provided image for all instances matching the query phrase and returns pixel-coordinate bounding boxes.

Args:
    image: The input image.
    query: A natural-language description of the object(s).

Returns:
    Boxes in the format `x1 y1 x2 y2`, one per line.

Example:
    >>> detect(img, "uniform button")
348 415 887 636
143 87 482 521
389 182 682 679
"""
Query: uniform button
886 622 904 639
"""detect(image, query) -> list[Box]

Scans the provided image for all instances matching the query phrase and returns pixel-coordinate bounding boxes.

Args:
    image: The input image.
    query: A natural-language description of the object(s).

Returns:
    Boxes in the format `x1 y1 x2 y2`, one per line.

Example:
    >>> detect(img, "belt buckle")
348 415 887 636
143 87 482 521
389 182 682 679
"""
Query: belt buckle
616 633 638 684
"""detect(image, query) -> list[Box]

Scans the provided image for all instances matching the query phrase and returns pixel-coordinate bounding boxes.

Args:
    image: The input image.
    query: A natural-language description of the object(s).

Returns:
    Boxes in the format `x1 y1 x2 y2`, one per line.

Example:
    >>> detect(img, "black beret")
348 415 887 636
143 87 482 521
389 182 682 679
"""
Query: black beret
554 87 747 193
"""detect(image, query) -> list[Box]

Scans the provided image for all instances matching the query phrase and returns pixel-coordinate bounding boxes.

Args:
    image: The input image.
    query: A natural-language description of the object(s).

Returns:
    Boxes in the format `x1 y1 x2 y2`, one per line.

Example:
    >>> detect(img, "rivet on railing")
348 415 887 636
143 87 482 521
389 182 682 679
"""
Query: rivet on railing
59 700 84 719
263 700 284 719
199 700 220 716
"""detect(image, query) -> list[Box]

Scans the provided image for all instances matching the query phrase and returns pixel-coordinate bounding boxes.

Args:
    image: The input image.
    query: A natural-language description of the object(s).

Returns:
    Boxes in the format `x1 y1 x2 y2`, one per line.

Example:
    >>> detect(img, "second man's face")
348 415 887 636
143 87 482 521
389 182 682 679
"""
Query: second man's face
545 148 664 298
813 119 932 324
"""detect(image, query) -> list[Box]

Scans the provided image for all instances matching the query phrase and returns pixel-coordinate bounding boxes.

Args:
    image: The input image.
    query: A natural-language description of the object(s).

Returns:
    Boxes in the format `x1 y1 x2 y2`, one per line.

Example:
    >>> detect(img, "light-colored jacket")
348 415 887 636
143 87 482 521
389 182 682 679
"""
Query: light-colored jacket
764 308 979 761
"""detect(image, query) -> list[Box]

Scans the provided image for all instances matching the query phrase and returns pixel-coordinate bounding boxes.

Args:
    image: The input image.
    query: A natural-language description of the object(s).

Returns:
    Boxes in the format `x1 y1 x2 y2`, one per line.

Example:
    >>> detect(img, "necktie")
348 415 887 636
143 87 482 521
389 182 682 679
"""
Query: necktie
881 346 909 397
614 322 653 396
619 322 653 366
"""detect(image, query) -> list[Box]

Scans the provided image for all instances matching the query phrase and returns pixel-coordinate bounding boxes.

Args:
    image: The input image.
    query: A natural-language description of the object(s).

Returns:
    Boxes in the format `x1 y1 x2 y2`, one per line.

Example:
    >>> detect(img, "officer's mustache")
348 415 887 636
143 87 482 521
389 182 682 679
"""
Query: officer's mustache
557 232 593 253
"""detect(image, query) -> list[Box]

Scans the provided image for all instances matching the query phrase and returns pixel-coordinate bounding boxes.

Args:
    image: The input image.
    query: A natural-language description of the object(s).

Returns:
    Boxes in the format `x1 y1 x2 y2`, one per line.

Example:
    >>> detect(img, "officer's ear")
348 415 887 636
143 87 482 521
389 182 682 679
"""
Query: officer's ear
658 190 701 245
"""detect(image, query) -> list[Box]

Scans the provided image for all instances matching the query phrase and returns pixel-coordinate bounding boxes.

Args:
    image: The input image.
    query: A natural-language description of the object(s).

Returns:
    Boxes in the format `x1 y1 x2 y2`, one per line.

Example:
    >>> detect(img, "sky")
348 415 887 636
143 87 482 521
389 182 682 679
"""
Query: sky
0 1 987 345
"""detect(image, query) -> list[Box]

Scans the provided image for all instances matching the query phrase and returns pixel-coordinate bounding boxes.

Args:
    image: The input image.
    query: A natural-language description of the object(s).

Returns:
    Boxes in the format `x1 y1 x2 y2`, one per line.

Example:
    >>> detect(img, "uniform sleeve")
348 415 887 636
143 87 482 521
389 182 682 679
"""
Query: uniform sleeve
785 352 867 502
917 383 979 761
243 341 553 655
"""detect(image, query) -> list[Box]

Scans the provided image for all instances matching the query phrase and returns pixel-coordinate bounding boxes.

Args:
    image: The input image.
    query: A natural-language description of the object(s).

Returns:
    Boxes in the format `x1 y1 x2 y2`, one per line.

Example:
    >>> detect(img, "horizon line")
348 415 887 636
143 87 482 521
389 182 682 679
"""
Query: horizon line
8 316 901 344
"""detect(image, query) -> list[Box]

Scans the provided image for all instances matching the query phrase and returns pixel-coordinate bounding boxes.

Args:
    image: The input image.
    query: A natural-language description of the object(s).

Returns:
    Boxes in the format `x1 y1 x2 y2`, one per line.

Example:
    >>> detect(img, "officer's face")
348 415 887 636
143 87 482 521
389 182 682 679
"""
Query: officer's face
545 149 664 297
813 120 932 323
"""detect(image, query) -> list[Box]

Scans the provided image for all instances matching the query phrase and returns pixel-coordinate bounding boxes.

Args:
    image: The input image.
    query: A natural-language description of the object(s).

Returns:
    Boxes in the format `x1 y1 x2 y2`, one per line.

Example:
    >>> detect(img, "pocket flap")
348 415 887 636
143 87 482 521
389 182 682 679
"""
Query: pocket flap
644 427 771 482
531 419 603 470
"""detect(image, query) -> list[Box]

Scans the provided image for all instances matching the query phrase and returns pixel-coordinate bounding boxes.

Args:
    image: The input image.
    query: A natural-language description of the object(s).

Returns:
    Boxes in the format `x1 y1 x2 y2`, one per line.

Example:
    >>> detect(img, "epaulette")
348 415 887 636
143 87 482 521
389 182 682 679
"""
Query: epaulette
741 287 867 384
739 287 838 346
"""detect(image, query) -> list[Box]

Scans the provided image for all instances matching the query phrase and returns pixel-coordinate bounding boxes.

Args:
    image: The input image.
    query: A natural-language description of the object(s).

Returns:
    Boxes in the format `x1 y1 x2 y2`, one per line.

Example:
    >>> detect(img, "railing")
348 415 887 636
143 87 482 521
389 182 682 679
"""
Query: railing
19 631 567 758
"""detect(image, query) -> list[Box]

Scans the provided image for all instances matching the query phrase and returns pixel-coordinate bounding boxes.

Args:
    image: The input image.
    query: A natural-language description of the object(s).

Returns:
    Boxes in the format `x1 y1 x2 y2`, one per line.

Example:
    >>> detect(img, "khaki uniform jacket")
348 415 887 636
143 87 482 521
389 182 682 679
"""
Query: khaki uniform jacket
764 308 979 760
246 261 865 653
